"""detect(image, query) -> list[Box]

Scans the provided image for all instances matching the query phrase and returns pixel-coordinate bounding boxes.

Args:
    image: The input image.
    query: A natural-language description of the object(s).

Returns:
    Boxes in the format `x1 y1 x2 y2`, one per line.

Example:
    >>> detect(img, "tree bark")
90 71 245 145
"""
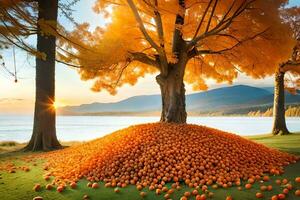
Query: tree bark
272 70 290 135
157 56 187 123
24 0 61 151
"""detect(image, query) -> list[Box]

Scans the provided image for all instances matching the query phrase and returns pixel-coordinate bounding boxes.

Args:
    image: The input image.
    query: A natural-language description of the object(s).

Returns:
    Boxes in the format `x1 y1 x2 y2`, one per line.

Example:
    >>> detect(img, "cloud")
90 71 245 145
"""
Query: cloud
0 98 24 104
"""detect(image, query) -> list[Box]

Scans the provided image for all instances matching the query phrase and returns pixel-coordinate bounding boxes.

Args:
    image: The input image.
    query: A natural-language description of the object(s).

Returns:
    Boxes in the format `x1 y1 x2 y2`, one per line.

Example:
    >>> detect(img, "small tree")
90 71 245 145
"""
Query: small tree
63 0 294 123
272 6 300 135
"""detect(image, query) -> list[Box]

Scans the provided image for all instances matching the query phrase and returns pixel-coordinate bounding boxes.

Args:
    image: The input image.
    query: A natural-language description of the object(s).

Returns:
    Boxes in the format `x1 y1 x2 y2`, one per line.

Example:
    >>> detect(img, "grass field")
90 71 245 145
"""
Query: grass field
0 133 300 200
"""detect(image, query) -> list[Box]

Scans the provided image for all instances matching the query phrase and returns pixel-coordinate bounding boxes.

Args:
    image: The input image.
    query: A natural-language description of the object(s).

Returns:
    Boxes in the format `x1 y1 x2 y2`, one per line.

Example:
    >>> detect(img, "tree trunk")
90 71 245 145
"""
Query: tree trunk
272 70 290 135
24 0 61 151
157 60 187 123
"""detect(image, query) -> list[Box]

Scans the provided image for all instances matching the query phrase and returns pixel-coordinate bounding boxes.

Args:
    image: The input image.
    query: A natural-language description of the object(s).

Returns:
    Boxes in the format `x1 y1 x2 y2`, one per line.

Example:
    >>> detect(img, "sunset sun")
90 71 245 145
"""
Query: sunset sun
52 101 65 109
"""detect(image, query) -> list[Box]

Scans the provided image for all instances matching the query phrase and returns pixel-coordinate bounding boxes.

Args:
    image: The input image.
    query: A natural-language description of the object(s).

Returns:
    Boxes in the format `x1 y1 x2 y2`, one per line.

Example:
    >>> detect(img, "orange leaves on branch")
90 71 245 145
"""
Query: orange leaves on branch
63 0 296 94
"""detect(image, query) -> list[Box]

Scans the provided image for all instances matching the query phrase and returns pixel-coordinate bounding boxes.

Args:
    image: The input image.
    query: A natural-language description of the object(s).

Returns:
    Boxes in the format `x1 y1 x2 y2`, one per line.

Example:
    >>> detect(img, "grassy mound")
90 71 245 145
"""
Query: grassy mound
43 123 298 191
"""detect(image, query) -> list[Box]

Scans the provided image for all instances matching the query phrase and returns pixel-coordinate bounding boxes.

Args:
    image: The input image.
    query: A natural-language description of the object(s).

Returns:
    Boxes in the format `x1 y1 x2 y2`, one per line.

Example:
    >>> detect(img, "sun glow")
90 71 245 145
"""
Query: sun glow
52 101 65 109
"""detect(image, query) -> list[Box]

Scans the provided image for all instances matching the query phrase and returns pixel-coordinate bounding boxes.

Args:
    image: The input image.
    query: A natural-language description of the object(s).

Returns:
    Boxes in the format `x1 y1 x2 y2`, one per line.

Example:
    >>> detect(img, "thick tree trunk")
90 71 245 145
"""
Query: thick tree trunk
272 70 290 135
24 0 61 151
157 60 187 123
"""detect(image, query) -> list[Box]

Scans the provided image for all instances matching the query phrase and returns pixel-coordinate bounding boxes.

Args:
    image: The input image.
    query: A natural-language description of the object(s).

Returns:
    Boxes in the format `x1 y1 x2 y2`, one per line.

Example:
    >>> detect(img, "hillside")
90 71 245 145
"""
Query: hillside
58 85 300 116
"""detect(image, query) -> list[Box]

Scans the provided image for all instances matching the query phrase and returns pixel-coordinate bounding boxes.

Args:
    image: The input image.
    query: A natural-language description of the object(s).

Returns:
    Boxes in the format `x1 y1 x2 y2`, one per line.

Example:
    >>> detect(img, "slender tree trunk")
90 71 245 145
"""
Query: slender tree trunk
24 0 61 151
272 70 290 135
157 56 187 123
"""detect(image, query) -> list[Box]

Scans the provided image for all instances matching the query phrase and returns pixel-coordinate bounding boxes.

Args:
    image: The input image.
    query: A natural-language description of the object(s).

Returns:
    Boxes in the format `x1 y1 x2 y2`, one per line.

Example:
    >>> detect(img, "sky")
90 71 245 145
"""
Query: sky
0 0 299 114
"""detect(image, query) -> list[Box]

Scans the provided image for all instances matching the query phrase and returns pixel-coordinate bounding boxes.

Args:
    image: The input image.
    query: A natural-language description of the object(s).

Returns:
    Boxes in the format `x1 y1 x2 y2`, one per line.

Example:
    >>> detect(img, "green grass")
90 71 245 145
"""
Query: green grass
247 132 300 155
1 134 300 200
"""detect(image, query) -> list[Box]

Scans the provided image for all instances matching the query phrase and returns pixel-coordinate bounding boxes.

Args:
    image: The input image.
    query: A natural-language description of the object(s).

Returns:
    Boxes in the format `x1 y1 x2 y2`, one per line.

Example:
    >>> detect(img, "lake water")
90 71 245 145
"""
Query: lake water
0 116 299 142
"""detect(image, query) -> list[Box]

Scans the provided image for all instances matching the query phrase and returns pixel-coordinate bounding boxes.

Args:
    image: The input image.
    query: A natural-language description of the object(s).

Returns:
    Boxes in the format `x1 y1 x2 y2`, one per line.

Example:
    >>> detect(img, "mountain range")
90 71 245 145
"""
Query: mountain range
58 85 300 116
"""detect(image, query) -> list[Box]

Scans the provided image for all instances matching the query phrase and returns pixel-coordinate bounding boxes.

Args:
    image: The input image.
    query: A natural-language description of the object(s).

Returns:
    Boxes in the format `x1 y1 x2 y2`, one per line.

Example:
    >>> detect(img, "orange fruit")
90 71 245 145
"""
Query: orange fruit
70 182 77 189
283 188 289 194
33 184 41 192
245 183 252 189
256 192 263 198
277 193 285 200
276 179 281 185
114 187 120 193
282 179 288 185
45 184 52 190
226 196 233 200
192 189 198 195
184 191 191 197
92 183 99 189
57 186 64 193
140 192 146 198
267 185 273 191
271 195 278 200
260 185 267 191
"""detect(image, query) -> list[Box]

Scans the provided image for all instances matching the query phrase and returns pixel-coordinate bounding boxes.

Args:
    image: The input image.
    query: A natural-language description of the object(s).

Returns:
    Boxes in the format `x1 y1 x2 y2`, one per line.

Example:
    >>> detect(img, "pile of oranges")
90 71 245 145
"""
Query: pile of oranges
43 123 298 190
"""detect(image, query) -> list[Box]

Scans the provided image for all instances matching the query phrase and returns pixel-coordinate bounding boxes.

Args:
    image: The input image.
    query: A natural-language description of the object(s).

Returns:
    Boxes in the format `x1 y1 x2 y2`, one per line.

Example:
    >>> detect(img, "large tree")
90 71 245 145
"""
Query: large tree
62 0 294 123
272 6 300 135
0 0 79 150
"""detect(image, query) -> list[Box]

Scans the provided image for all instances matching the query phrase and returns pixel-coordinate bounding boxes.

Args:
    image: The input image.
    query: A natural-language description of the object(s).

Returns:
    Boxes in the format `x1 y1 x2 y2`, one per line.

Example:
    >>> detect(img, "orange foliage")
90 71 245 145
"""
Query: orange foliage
61 0 294 94
40 123 297 190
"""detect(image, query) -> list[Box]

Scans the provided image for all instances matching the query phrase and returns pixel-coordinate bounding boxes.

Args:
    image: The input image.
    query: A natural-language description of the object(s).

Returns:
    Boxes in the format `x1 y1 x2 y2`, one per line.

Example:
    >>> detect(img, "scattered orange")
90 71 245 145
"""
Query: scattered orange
114 187 120 193
226 196 233 200
282 188 289 194
184 191 191 197
256 192 263 198
45 184 52 190
286 183 292 190
295 190 300 196
277 193 286 200
56 185 64 193
271 195 278 200
33 197 43 200
164 193 170 199
245 184 252 189
267 185 273 191
33 184 41 192
70 182 77 189
282 179 288 185
91 183 99 189
192 189 198 195
263 176 269 181
260 185 267 191
140 192 146 198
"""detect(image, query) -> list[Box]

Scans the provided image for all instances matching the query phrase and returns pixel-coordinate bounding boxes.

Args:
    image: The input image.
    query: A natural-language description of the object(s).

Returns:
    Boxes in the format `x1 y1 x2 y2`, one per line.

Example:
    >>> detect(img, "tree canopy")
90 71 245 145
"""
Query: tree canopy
280 6 300 94
61 0 294 94
0 0 80 64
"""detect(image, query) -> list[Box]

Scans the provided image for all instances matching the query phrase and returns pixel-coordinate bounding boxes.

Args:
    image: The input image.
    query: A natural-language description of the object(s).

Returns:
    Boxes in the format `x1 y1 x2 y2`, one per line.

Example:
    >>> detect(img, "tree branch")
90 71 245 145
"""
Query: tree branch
189 27 268 58
280 61 300 74
129 51 160 69
188 0 256 49
126 0 160 50
192 0 213 39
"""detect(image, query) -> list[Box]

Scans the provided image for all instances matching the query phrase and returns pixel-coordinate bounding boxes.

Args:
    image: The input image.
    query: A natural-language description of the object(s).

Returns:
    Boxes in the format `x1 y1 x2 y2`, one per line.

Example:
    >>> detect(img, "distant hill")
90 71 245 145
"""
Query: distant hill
58 85 300 116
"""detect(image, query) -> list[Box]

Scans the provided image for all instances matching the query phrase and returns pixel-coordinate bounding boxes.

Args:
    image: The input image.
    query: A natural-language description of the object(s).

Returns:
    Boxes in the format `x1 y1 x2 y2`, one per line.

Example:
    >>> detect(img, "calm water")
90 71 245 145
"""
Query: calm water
0 116 299 142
